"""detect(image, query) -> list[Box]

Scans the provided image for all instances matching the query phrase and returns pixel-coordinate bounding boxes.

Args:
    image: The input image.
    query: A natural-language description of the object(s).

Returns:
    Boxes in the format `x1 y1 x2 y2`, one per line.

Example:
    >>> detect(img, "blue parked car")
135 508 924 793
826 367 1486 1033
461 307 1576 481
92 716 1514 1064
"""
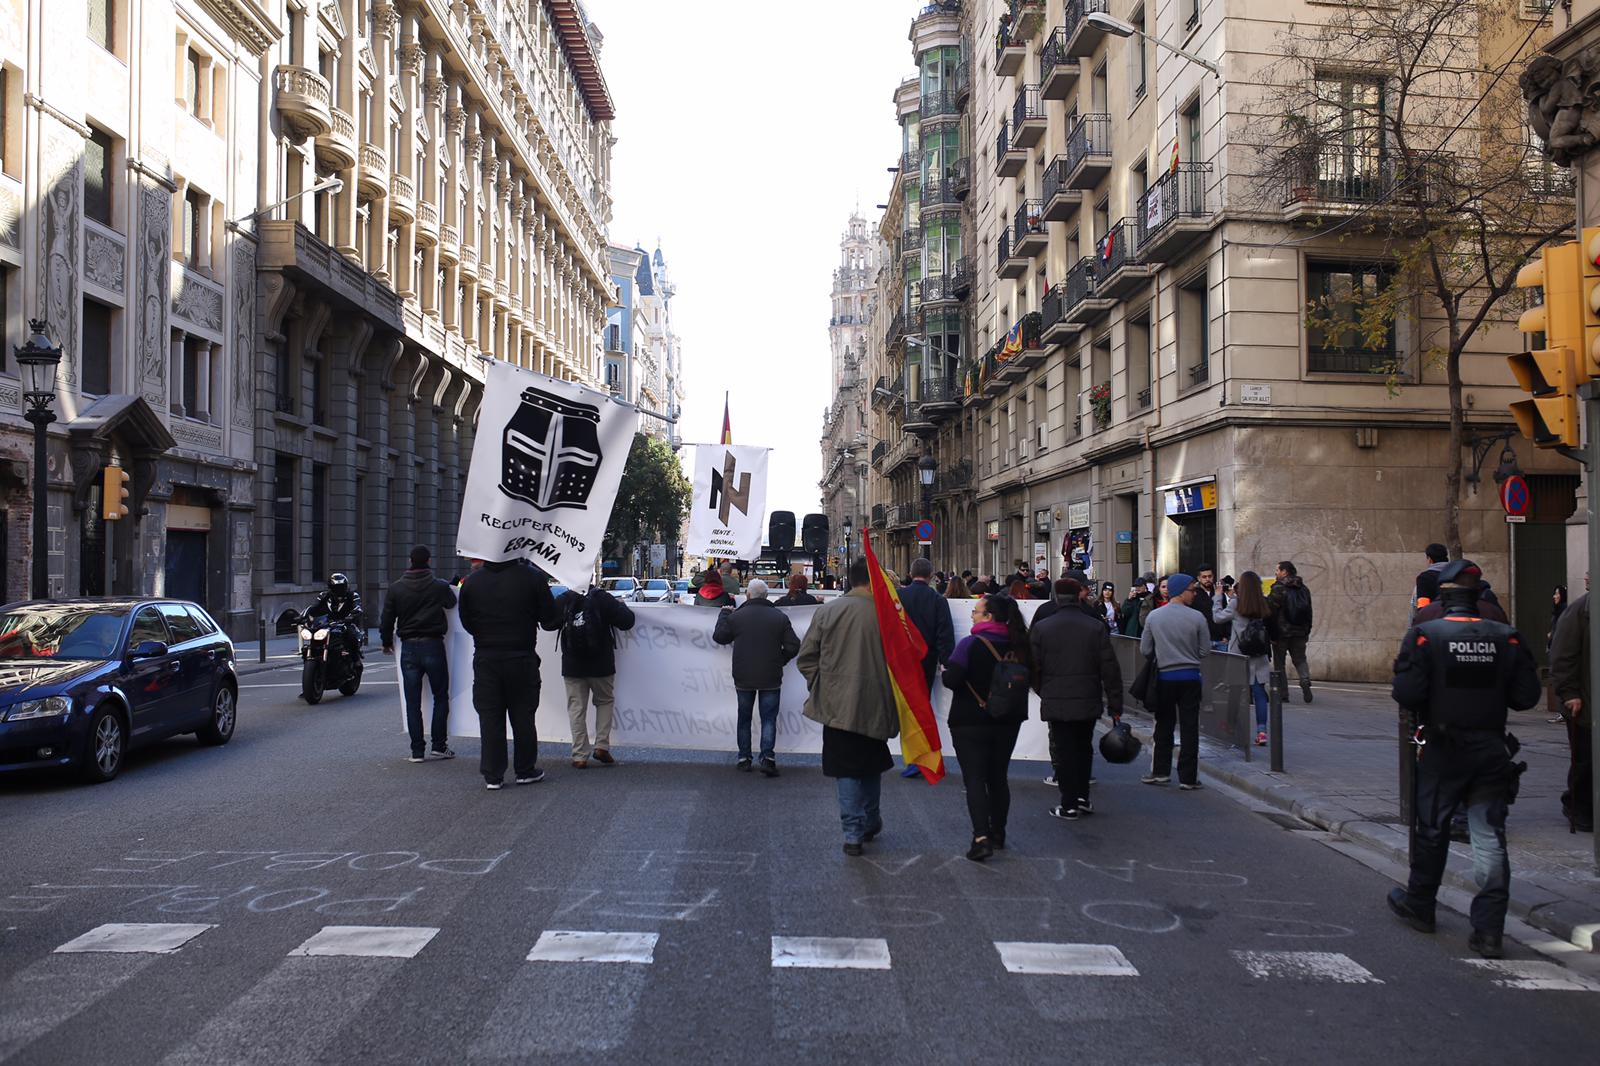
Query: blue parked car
0 598 238 783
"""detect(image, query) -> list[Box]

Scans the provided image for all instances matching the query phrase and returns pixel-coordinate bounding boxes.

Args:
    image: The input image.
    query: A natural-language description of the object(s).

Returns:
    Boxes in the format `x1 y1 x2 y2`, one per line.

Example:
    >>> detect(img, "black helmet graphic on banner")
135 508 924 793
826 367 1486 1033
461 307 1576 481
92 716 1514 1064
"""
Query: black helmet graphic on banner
1098 720 1143 764
500 387 604 511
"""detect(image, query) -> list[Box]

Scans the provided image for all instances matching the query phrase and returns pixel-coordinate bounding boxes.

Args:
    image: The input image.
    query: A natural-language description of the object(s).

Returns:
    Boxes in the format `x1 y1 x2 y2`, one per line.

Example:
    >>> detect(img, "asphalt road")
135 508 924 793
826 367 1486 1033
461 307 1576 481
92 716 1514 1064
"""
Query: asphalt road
3 664 1600 1065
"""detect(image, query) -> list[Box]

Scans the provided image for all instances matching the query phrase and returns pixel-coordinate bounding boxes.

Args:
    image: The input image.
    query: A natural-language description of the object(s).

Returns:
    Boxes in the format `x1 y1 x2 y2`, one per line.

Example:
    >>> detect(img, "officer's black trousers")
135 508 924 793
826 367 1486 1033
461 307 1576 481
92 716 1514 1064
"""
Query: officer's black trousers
1405 730 1513 933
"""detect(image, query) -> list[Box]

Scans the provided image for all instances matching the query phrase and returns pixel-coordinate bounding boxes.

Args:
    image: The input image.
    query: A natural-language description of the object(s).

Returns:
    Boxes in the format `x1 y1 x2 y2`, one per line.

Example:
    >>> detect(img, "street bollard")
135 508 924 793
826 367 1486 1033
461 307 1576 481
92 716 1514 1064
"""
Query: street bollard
1267 669 1285 773
258 615 267 664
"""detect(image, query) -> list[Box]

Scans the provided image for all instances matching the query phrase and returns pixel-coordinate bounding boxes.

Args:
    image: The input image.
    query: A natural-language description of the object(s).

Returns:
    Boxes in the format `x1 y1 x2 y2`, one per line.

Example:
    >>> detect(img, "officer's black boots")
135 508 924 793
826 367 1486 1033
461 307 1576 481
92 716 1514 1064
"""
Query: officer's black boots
1387 887 1437 933
1467 930 1505 959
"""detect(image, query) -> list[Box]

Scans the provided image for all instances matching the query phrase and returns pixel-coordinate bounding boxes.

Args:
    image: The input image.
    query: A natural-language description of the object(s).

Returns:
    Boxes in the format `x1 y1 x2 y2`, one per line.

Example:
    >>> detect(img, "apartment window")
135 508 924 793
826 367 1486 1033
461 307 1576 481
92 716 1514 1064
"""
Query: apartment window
0 65 17 179
273 454 296 583
185 49 203 116
311 463 328 581
311 353 328 426
1184 0 1199 31
1034 382 1049 452
1306 261 1396 374
1129 7 1148 102
88 0 115 52
0 262 16 373
275 341 296 414
1183 99 1202 167
1092 62 1108 114
182 340 202 418
1314 74 1385 192
81 298 114 396
84 127 114 226
1128 307 1153 409
1130 158 1149 217
1178 274 1209 386
1065 353 1084 437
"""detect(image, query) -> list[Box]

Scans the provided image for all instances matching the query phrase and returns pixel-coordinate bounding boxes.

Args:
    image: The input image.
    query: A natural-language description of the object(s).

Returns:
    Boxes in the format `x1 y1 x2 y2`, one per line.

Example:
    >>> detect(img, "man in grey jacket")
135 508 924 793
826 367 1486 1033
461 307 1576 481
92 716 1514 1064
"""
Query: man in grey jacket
713 579 801 776
1031 578 1123 819
1139 573 1211 789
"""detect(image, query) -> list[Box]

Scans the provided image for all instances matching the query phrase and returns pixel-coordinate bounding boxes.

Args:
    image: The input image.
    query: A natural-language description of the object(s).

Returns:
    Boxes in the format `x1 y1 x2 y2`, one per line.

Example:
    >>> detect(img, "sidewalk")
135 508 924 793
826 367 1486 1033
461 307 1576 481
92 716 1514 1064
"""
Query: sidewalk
1122 682 1600 953
232 629 379 676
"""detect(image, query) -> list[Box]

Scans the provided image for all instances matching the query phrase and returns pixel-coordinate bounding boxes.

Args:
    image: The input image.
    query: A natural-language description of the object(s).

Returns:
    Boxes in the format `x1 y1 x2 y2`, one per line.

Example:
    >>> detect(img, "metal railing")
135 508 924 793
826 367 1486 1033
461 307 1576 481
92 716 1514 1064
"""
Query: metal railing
871 440 888 466
885 310 907 351
1138 161 1211 236
953 60 971 102
1064 256 1098 310
951 256 973 296
1285 145 1451 206
1065 0 1109 34
1014 199 1045 245
1065 113 1111 174
922 89 960 120
872 504 887 527
995 122 1011 172
1042 155 1070 203
1042 281 1066 331
1136 385 1152 409
1040 27 1070 82
1011 85 1042 145
996 227 1013 272
1308 348 1397 374
936 459 974 493
1101 215 1145 275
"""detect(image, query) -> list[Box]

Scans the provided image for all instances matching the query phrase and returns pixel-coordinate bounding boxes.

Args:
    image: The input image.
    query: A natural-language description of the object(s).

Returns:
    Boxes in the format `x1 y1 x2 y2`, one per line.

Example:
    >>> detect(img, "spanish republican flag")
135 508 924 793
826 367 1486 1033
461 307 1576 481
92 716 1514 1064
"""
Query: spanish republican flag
863 531 945 783
720 392 732 445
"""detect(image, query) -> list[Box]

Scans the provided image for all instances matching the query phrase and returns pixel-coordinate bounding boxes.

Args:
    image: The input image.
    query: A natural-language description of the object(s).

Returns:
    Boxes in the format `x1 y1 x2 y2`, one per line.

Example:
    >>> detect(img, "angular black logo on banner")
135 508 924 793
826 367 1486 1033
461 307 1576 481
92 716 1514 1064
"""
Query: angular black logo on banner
708 451 751 525
500 387 603 510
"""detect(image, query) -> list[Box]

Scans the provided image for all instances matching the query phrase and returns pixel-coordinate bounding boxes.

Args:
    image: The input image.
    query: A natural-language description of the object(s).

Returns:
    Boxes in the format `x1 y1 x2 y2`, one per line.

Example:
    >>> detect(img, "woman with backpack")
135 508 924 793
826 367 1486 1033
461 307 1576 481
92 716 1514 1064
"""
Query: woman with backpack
941 594 1031 862
1216 570 1273 746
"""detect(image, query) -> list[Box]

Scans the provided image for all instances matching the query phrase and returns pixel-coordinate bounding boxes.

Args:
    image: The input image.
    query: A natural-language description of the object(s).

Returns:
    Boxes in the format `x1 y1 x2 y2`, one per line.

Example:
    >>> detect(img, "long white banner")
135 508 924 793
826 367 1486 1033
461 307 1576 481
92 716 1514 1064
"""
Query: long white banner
454 361 639 589
396 601 1055 761
685 444 768 561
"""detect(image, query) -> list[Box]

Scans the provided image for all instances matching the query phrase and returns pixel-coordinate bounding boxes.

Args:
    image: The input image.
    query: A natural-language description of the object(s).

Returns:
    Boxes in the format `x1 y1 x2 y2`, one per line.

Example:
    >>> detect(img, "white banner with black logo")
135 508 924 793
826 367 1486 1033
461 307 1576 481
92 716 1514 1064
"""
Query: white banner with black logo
455 361 639 588
685 444 768 561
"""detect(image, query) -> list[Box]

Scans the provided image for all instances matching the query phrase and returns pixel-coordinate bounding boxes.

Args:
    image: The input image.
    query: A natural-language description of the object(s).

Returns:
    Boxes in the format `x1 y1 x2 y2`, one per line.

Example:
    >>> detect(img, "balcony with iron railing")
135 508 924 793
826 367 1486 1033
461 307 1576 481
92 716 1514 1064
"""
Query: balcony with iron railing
953 59 971 106
995 8 1026 77
997 227 1027 279
934 459 974 496
922 89 961 122
1011 85 1045 149
996 121 1025 178
884 310 908 355
1062 256 1114 323
1064 113 1112 189
872 503 887 527
899 224 922 261
1041 280 1083 346
1009 0 1047 42
950 256 974 299
1282 145 1453 226
883 433 920 474
872 376 894 411
1041 155 1084 221
1139 161 1213 260
1095 216 1157 299
1062 0 1112 57
1039 27 1081 100
922 270 964 307
996 310 1046 373
1013 199 1046 257
1526 159 1576 198
924 163 968 207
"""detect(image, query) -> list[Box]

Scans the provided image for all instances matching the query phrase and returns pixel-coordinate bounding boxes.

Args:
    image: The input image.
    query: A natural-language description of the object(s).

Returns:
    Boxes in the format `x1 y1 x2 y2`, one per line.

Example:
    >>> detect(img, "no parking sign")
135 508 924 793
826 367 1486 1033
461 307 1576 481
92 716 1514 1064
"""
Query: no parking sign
1500 475 1530 519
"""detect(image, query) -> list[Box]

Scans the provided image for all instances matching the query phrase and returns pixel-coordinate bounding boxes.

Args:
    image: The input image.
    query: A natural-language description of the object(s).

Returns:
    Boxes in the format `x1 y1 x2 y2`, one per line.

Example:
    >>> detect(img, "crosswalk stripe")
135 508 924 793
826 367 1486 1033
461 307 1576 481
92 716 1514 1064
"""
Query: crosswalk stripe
287 925 439 959
1463 959 1600 992
1232 951 1382 984
526 930 658 964
770 936 892 970
994 942 1140 977
0 954 156 1061
53 923 215 955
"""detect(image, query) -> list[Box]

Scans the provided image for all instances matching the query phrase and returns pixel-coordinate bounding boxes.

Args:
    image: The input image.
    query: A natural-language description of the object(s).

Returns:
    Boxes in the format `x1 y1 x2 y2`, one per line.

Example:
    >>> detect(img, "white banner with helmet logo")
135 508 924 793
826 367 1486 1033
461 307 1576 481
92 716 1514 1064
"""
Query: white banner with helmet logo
685 444 769 561
396 601 1061 760
454 361 640 590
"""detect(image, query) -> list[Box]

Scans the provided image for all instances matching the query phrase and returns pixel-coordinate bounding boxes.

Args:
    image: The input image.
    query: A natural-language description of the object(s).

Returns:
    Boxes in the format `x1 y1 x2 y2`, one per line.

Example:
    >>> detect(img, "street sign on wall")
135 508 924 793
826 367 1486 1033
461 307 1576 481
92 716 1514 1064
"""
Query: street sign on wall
1499 474 1530 518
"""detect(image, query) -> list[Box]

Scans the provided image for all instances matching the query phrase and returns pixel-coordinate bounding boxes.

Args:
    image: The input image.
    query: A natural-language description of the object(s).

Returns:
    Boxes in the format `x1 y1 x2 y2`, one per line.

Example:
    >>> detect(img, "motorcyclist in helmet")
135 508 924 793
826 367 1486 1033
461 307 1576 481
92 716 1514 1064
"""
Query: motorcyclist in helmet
307 574 365 654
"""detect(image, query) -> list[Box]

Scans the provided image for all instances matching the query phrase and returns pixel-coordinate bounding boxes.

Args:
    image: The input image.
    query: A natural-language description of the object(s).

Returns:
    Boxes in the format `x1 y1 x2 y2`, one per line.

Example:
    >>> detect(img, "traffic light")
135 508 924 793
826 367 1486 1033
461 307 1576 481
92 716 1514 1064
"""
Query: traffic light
1511 242 1583 450
1581 227 1600 376
102 465 130 521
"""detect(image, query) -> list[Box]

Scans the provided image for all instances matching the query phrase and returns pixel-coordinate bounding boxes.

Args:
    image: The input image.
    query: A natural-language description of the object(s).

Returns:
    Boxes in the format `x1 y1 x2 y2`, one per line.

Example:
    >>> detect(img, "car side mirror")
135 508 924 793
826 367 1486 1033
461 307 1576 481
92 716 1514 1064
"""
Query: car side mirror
131 640 169 659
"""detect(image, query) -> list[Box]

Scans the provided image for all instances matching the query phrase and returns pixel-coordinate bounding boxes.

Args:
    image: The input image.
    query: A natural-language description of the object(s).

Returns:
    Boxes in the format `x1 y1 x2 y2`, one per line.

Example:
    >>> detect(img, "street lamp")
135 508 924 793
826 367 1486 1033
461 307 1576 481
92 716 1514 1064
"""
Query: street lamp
918 452 938 562
14 320 63 600
843 515 853 578
1084 12 1220 77
225 176 345 232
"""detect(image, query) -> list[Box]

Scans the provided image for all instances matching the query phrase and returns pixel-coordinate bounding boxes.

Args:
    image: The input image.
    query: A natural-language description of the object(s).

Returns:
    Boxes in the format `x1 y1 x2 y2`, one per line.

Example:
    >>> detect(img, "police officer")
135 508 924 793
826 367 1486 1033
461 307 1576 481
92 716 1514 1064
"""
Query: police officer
1387 559 1541 959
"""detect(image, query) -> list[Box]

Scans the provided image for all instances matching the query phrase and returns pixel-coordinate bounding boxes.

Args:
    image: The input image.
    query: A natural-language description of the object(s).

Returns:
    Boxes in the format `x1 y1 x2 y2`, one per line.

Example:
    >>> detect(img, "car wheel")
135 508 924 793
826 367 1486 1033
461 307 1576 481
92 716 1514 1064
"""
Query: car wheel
197 684 236 745
81 705 127 783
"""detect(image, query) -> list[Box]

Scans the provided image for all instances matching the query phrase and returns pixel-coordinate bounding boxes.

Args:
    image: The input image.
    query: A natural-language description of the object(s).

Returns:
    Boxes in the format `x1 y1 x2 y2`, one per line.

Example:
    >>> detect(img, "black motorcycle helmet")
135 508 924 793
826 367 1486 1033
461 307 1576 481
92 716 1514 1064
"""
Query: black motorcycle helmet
1099 720 1143 764
327 573 351 597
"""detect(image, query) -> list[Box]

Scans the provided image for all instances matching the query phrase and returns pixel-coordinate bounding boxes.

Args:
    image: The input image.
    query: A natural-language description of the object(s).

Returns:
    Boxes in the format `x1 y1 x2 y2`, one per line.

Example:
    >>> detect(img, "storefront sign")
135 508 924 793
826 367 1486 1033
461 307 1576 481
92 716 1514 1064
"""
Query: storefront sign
1164 482 1218 516
1067 500 1091 529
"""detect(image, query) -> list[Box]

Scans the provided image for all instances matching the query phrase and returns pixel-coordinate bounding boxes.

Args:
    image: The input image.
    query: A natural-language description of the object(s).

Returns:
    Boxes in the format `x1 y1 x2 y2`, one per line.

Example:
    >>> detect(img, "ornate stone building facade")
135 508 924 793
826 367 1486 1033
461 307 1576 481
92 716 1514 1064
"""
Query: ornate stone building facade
0 0 615 631
818 212 879 576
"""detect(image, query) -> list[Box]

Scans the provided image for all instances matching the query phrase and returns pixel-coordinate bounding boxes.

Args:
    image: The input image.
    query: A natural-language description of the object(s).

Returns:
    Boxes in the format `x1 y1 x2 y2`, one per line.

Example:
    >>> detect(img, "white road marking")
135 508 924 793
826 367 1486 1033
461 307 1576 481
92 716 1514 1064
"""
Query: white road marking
1232 951 1382 984
1464 959 1600 992
287 925 438 958
994 942 1140 976
526 930 658 964
770 936 891 970
0 954 156 1059
53 923 215 954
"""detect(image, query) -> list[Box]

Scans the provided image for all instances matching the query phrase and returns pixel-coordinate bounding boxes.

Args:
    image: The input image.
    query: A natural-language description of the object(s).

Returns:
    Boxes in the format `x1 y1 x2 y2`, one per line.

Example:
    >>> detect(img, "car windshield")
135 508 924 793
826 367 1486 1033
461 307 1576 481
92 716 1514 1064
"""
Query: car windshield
644 580 669 590
604 579 636 590
0 606 128 661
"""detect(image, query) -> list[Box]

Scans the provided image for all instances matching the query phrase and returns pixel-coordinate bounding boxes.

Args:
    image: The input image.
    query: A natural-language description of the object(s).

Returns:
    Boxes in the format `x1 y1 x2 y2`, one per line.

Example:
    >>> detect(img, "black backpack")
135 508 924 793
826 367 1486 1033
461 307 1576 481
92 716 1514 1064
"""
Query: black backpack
1236 617 1271 657
561 594 610 657
967 637 1030 720
1281 584 1312 628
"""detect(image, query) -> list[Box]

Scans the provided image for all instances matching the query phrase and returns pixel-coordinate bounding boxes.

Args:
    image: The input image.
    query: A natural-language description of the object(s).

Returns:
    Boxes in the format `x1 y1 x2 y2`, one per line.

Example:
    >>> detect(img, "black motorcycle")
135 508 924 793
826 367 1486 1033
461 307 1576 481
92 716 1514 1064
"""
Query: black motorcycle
293 609 364 704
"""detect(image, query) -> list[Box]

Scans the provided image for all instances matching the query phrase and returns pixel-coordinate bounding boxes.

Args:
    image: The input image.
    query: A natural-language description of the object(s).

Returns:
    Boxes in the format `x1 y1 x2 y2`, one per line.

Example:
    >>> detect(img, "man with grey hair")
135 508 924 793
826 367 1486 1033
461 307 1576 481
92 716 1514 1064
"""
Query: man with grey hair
713 577 801 775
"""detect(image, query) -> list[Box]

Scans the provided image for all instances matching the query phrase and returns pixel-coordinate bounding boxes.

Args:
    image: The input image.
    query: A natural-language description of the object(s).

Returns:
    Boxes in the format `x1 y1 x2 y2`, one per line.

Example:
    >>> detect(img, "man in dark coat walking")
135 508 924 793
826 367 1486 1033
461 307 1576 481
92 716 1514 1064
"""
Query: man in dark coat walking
714 579 801 775
898 558 955 691
1031 578 1123 819
543 584 635 769
459 560 560 789
381 545 458 763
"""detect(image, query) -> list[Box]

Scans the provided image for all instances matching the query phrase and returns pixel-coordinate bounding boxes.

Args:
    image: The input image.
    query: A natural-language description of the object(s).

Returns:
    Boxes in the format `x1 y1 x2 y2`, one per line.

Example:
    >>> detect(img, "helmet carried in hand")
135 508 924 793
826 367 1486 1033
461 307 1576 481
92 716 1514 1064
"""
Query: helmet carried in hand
1098 719 1142 764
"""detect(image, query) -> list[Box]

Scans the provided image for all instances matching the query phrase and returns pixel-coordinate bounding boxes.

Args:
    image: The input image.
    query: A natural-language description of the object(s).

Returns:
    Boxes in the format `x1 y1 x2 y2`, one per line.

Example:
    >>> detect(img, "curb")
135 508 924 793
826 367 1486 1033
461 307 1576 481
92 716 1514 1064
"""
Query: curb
1116 712 1600 954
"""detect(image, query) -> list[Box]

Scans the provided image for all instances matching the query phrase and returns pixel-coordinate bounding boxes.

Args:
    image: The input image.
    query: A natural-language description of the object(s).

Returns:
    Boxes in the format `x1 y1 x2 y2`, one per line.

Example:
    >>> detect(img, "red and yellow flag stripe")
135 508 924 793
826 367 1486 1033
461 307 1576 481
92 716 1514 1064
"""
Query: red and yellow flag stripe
863 531 944 784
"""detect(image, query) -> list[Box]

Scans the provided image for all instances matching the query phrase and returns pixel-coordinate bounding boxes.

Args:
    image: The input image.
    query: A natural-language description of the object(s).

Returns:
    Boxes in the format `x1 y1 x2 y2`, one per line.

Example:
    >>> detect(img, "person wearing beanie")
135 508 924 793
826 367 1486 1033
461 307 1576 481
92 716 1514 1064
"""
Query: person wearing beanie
776 573 821 607
1139 572 1211 788
713 578 801 775
381 545 459 762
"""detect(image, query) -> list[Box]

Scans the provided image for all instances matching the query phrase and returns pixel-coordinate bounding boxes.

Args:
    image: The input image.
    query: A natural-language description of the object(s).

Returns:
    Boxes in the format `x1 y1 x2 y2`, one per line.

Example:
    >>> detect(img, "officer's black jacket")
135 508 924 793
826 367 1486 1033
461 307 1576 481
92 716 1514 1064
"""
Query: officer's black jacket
1392 611 1541 730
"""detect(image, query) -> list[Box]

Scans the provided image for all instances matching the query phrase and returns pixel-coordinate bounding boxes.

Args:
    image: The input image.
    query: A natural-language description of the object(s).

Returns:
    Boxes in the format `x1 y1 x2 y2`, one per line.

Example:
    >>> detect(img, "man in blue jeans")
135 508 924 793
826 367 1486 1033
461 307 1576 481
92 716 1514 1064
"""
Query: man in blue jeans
381 546 459 762
712 579 801 776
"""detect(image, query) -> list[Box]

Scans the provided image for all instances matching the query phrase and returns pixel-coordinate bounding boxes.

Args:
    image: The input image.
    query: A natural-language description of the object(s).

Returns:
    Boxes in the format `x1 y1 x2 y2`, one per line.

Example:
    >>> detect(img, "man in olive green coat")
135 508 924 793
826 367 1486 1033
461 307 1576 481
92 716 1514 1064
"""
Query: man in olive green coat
797 556 900 855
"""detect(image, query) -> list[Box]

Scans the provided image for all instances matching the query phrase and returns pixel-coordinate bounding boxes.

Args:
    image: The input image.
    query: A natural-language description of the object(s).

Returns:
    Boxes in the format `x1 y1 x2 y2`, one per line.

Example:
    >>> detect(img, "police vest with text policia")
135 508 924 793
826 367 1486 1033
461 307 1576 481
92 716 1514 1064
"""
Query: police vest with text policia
1402 615 1528 732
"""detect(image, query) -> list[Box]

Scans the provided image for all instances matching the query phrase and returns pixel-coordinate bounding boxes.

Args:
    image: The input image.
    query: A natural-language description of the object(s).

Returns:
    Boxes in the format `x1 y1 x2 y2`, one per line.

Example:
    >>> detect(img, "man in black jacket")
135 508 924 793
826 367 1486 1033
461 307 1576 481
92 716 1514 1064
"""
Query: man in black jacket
459 559 559 789
543 585 635 769
713 579 801 775
1031 578 1123 819
381 546 458 763
899 558 955 690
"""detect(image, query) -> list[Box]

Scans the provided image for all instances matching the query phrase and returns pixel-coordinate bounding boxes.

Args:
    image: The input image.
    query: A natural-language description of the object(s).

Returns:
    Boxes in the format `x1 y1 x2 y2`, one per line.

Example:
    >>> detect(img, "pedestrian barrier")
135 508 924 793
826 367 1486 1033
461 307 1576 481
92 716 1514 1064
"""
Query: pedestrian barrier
1110 635 1258 760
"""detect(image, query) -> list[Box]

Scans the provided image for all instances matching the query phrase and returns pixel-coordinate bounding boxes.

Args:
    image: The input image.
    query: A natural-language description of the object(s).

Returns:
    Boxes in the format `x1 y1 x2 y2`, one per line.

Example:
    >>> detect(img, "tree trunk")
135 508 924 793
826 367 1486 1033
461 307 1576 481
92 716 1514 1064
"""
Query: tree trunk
1444 346 1465 559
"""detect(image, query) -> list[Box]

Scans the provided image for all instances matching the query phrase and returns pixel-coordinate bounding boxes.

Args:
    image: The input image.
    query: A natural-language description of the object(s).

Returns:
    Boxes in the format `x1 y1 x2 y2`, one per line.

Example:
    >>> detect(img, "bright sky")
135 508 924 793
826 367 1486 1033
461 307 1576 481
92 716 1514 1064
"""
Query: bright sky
582 0 921 522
